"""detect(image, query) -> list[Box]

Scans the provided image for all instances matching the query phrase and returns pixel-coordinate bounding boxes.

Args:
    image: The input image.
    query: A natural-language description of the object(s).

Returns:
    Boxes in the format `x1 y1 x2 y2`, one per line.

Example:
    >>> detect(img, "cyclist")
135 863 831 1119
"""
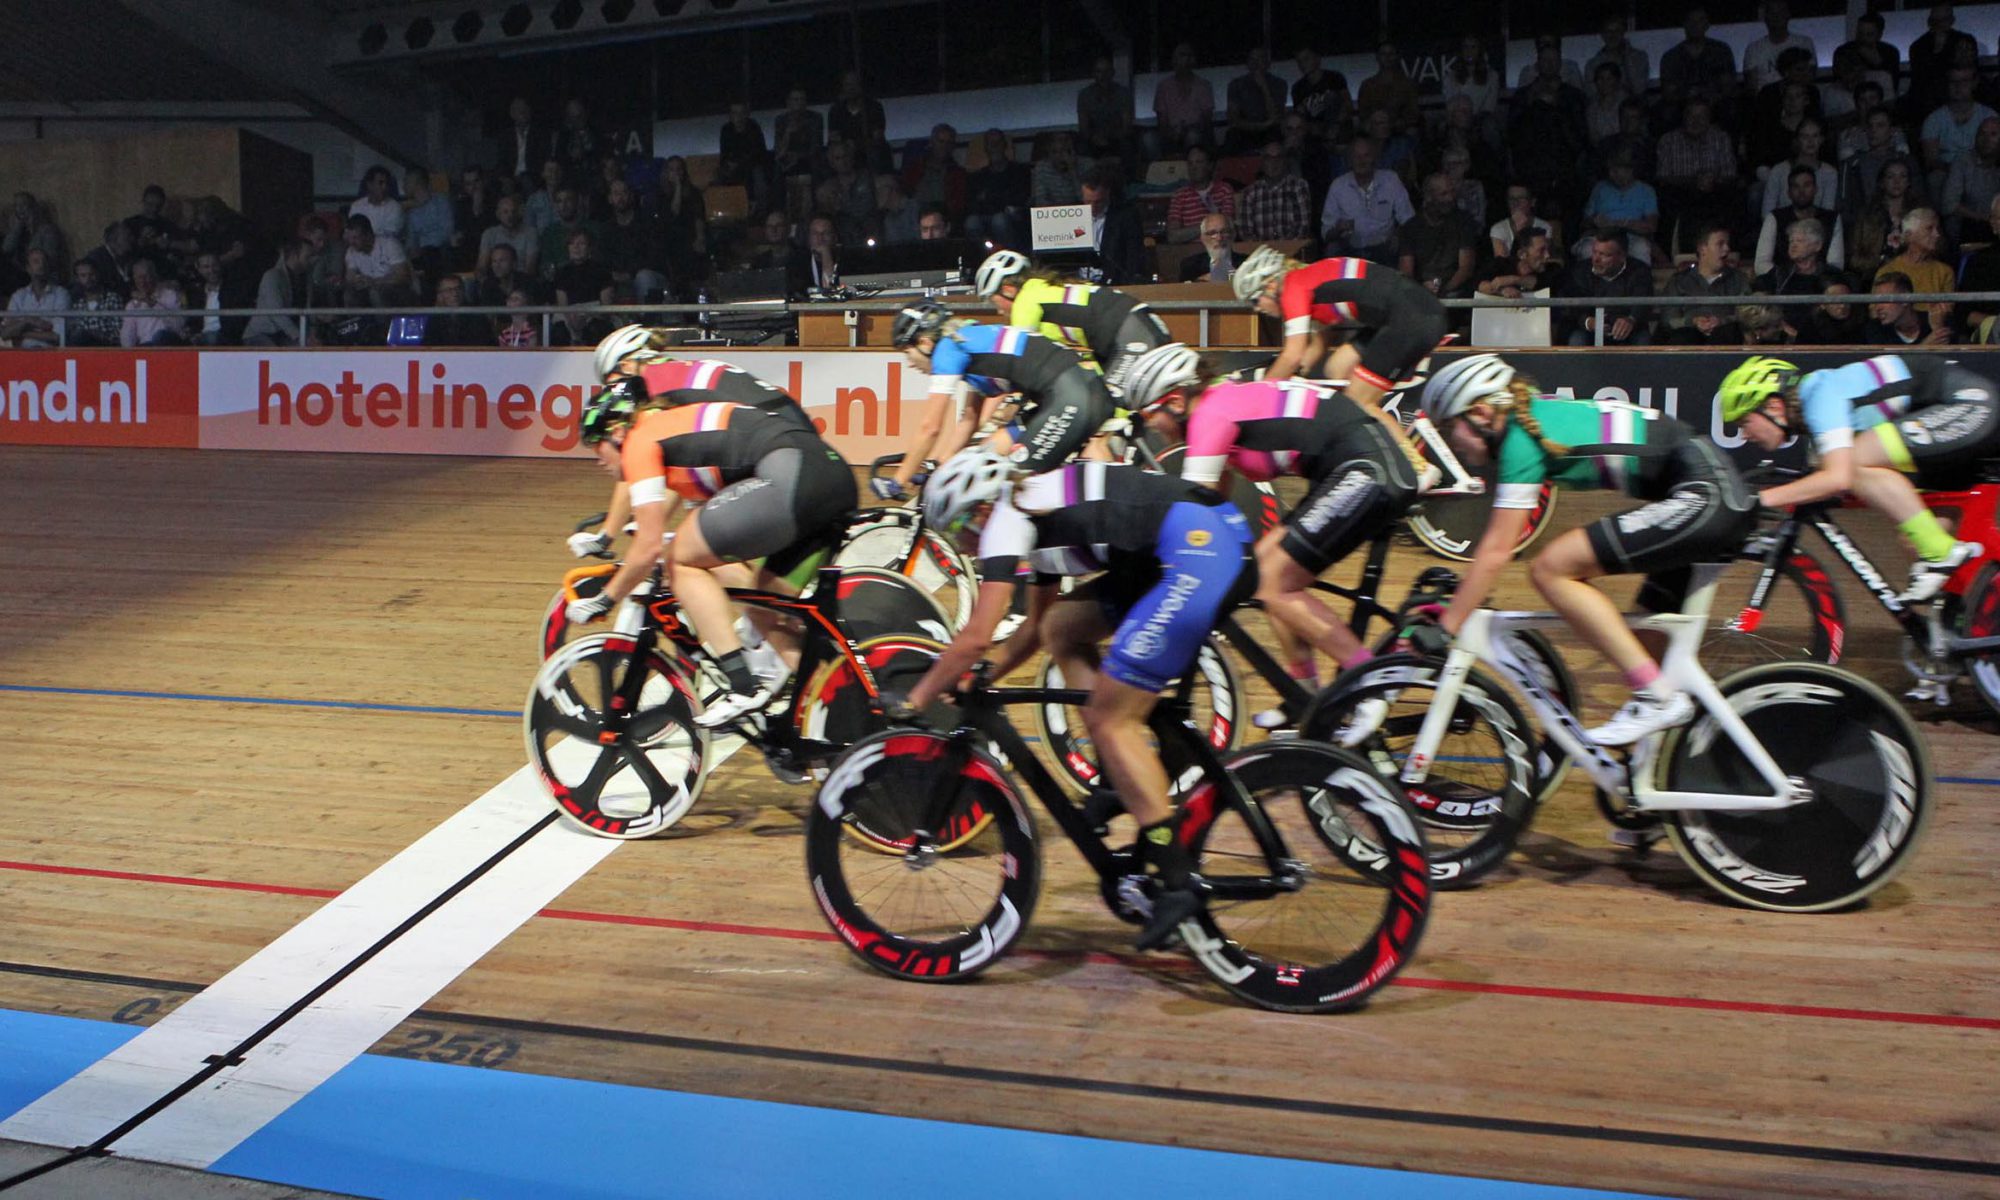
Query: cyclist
973 250 1172 391
563 381 858 729
1720 354 1991 602
1123 342 1418 722
1416 353 1758 745
901 450 1254 951
876 301 1114 498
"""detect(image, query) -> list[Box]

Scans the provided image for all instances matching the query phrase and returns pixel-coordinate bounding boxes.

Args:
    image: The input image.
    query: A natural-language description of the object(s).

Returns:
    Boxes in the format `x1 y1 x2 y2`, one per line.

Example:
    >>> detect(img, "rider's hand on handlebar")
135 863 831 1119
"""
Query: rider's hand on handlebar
869 477 907 501
566 591 617 626
956 660 996 695
882 695 923 725
567 530 614 559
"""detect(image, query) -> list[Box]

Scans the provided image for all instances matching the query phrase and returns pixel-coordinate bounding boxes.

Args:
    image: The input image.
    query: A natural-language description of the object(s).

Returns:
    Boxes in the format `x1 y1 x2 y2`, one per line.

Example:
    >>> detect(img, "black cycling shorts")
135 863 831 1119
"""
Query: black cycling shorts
1100 309 1175 387
1009 365 1114 473
1889 364 2000 490
694 444 857 576
1351 301 1448 393
1278 421 1421 574
1582 439 1758 613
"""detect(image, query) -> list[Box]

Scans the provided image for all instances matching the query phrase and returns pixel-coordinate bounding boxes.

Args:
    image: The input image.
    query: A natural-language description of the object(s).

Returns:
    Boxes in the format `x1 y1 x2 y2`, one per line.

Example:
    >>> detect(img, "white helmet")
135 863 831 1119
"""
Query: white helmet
1420 353 1518 425
1231 244 1288 303
974 249 1030 297
1121 343 1204 410
594 324 660 383
923 449 1014 534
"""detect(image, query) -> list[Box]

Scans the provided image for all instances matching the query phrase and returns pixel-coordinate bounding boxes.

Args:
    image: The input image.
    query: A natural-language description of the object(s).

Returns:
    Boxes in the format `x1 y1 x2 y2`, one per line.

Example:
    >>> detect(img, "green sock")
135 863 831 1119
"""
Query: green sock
1899 511 1958 562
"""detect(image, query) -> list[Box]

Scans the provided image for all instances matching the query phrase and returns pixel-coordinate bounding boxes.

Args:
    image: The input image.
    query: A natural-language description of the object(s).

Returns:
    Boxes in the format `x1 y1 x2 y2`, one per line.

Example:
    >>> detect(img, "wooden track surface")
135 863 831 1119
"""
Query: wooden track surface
2 446 1997 1199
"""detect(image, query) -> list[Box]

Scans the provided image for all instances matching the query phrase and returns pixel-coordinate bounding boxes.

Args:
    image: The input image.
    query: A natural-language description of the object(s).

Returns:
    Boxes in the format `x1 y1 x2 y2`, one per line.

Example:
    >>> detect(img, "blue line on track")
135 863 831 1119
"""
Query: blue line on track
0 682 514 719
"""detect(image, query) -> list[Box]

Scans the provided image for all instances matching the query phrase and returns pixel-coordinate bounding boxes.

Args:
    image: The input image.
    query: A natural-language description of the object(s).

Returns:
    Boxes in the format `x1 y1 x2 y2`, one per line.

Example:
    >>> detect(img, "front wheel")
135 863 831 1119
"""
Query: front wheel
1699 548 1846 678
1958 561 2000 722
1035 637 1242 795
1661 662 1932 912
1178 740 1431 1013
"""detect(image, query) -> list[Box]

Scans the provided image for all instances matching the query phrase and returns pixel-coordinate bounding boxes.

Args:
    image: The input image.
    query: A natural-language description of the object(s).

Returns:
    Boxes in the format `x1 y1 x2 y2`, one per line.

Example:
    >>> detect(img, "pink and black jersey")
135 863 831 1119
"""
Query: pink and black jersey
1179 379 1375 485
639 358 814 432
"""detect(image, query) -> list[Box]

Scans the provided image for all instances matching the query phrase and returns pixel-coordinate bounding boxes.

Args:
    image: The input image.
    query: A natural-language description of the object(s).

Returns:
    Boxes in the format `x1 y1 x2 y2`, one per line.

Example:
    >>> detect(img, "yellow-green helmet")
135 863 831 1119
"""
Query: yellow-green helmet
1718 356 1799 423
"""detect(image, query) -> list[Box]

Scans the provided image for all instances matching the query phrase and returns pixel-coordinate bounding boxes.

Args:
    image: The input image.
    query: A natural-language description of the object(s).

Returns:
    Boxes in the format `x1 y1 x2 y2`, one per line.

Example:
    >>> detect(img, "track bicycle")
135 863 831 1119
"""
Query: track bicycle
1704 463 2000 717
804 665 1432 1013
1301 562 1933 909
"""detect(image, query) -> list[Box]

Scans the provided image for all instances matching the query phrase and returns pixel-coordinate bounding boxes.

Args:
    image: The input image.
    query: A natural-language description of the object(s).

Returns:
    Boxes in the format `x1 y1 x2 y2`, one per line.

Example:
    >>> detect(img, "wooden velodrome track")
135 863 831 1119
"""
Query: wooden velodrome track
1 444 1997 1198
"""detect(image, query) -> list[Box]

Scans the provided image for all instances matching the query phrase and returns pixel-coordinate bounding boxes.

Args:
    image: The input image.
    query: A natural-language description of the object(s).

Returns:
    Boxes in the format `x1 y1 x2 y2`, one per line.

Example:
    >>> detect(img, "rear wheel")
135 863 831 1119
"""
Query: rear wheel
1958 562 2000 721
835 511 977 631
1035 637 1241 795
1407 482 1557 562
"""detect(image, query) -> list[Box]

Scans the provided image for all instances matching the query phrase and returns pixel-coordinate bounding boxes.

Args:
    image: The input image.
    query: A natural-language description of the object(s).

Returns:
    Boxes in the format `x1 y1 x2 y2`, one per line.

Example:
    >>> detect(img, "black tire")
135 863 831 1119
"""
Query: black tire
1958 562 2000 722
1178 740 1431 1013
1700 548 1846 677
806 730 1040 981
834 510 978 631
1661 662 1932 912
1034 637 1243 796
1299 654 1538 888
1407 483 1558 562
524 634 710 839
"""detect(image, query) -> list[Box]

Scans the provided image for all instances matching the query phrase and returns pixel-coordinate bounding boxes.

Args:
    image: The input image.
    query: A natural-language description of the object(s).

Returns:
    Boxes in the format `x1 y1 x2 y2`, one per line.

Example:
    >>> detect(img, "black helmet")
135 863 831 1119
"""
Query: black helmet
891 300 952 348
579 377 644 447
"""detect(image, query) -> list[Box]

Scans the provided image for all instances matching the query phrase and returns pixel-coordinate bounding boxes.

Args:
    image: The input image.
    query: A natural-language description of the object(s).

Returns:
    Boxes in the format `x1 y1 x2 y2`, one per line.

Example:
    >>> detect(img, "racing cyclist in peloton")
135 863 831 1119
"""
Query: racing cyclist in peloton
1719 354 1994 603
972 249 1172 393
898 450 1256 951
1414 353 1758 745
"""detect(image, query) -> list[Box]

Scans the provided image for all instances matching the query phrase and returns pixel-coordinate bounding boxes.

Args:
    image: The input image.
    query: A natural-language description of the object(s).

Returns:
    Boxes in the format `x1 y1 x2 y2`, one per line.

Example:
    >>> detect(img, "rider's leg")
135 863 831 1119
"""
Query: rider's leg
1258 446 1416 669
1854 429 1961 559
1528 530 1657 678
1041 590 1111 691
1256 534 1368 665
668 523 748 686
1082 679 1170 826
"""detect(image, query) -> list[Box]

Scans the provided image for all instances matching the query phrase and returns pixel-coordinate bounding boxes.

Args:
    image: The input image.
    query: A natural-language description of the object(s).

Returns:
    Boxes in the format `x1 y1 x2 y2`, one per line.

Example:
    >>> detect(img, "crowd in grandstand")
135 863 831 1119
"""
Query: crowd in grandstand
9 2 2000 348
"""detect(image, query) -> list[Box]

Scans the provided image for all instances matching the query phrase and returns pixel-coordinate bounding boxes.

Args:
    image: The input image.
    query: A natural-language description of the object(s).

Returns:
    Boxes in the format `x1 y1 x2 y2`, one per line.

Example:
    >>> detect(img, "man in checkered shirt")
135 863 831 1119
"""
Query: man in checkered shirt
1238 141 1313 242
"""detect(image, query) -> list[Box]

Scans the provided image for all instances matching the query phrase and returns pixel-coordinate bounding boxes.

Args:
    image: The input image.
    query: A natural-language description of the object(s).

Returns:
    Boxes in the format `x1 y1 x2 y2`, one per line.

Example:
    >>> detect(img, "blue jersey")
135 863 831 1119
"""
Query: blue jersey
925 323 1087 400
1795 355 1930 456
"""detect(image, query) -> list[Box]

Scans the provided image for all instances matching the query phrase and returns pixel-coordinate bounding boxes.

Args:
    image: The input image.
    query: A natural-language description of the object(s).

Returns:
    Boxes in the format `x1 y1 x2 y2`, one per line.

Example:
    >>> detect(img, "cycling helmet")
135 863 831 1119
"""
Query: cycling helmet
974 249 1030 297
1231 244 1288 303
1121 342 1204 410
594 324 662 383
892 300 953 348
579 377 644 447
1717 355 1800 424
922 449 1014 535
1420 353 1519 425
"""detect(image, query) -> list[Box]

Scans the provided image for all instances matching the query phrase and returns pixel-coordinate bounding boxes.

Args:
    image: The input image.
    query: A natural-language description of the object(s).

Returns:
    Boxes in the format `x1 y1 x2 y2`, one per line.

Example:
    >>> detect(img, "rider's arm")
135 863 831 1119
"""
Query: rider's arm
604 494 679 602
892 387 956 487
907 579 1016 708
600 481 632 539
1264 328 1311 381
986 581 1058 679
1759 446 1853 509
1440 506 1532 636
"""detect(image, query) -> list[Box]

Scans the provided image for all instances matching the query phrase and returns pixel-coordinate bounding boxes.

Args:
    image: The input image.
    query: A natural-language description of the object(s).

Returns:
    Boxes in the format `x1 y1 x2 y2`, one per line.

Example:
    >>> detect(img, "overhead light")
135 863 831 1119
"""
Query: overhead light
500 4 533 35
403 17 435 49
453 11 483 42
551 0 584 29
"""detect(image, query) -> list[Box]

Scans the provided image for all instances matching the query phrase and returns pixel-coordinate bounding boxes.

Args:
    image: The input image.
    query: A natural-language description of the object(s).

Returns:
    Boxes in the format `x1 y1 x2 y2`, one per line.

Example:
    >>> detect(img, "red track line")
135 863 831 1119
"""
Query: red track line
7 857 1997 1031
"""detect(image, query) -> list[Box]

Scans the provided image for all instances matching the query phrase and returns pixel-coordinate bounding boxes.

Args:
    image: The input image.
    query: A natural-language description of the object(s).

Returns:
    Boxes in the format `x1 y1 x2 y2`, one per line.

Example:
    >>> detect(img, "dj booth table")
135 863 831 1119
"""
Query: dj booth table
795 282 1267 349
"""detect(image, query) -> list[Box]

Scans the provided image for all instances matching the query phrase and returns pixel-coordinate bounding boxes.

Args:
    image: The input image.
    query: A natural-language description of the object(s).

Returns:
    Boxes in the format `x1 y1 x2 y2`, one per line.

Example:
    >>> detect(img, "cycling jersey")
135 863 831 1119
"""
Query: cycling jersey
1276 257 1447 391
638 358 814 432
927 324 1112 472
621 402 820 507
1178 379 1377 485
1795 354 2000 485
1008 278 1170 371
1492 398 1690 508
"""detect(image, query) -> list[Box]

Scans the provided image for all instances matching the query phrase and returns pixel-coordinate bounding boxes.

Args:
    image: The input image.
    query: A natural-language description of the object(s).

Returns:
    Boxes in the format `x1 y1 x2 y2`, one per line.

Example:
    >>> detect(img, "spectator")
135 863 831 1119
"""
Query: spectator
422 274 491 347
902 123 967 226
1082 165 1145 284
1320 135 1412 263
1473 227 1553 299
1399 173 1480 299
1585 62 1628 146
1581 152 1659 264
740 208 808 285
451 165 496 270
186 197 258 294
1077 56 1134 163
300 216 344 309
1909 4 1979 123
1737 301 1794 346
1489 183 1553 259
773 87 824 182
718 101 772 216
1876 208 1956 299
67 259 125 347
1356 41 1420 136
1443 35 1500 122
119 258 185 347
1153 42 1215 151
1755 216 1831 296
1748 55 1821 170
1743 0 1814 93
1586 15 1648 97
402 169 454 285
1166 144 1237 243
1515 33 1584 92
537 188 602 281
1864 271 1950 345
1280 111 1334 217
1850 160 1924 278
599 179 666 301
553 98 597 174
1238 141 1313 242
1759 113 1840 214
342 214 413 307
1029 132 1082 207
525 159 565 232
83 221 137 294
1359 108 1415 182
917 206 950 240
121 185 183 264
1507 72 1589 227
243 239 313 347
349 165 404 244
4 192 65 282
498 286 540 347
1225 48 1284 155
586 153 624 225
1817 53 1867 134
1960 195 2000 336
1841 107 1918 225
188 250 248 345
1942 117 2000 243
803 213 840 291
1437 143 1488 228
1921 65 1997 197
2 248 68 347
1560 229 1651 345
1660 7 1736 112
826 71 886 162
1292 47 1352 144
1756 166 1846 275
1593 97 1655 184
814 140 872 247
1806 277 1867 344
1442 94 1505 184
1659 224 1749 344
477 193 540 276
1657 100 1739 249
1834 12 1900 102
876 175 919 243
552 229 613 346
1179 212 1237 282
964 129 1029 248
498 96 548 179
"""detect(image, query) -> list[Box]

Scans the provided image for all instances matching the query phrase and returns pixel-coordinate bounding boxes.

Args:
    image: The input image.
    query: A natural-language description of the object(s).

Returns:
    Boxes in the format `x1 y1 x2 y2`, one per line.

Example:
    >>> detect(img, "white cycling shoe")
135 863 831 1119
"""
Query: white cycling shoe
990 612 1027 644
1332 696 1391 748
696 684 777 729
1898 541 1982 605
1587 690 1695 747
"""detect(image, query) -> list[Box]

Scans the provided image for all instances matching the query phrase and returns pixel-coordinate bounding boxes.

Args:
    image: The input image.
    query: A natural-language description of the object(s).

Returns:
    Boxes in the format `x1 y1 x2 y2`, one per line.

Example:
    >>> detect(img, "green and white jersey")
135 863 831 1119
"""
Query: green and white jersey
1492 397 1689 509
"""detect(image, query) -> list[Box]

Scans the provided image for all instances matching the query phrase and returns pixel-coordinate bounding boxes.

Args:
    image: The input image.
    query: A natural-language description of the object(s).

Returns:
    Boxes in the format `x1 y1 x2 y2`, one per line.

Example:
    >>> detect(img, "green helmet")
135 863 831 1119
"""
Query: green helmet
579 377 643 447
1717 356 1799 424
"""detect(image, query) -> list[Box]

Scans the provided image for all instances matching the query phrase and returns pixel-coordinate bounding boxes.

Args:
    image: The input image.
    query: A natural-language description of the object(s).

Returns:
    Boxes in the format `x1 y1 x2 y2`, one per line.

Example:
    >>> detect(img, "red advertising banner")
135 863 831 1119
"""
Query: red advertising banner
0 352 199 448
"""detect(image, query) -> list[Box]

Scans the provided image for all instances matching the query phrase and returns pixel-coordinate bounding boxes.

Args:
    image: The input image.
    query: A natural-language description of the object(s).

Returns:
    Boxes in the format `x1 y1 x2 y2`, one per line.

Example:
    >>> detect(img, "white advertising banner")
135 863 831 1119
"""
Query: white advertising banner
1029 205 1095 252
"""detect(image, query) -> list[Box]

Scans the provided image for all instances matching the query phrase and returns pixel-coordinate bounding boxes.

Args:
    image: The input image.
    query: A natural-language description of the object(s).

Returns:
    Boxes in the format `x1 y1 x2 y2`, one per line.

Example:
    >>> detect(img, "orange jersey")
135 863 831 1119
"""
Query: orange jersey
621 402 812 505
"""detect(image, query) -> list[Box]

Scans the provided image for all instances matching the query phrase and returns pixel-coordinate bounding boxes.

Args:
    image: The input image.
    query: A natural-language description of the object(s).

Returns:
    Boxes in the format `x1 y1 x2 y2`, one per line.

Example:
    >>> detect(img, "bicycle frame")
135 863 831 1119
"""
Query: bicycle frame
1402 566 1807 813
